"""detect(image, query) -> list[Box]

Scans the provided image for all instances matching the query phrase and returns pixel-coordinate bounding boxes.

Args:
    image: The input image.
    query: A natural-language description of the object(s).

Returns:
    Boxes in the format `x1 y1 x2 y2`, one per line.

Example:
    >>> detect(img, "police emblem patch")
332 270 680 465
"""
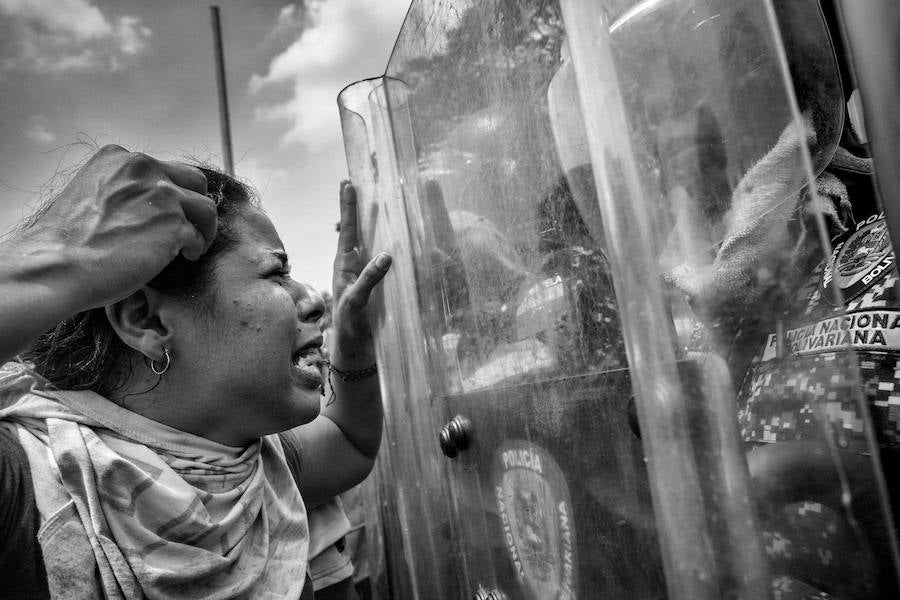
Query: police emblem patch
741 212 900 451
493 441 577 600
822 213 894 305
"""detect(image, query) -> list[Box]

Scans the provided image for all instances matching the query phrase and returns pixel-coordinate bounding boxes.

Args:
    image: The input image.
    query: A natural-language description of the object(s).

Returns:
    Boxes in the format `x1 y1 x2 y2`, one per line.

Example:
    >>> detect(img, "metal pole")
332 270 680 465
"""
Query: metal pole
210 5 234 175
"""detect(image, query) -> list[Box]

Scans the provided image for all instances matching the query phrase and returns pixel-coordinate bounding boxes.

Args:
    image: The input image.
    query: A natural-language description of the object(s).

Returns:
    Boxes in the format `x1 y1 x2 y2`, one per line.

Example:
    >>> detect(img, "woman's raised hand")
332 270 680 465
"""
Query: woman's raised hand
0 145 217 363
330 181 392 369
17 145 217 309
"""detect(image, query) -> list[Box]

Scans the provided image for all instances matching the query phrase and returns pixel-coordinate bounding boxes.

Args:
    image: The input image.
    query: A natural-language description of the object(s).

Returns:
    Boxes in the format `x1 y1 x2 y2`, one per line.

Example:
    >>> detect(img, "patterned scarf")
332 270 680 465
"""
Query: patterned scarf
0 362 309 599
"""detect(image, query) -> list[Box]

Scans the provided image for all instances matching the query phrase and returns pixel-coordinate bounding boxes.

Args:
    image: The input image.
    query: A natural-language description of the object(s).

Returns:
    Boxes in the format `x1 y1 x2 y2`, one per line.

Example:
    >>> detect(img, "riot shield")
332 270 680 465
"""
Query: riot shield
338 77 461 598
341 0 900 598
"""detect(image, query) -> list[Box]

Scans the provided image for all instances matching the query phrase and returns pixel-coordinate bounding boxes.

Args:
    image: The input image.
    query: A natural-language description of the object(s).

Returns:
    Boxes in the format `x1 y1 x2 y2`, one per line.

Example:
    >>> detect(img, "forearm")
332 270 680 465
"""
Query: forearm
313 180 391 483
319 366 384 459
0 239 88 363
288 415 377 509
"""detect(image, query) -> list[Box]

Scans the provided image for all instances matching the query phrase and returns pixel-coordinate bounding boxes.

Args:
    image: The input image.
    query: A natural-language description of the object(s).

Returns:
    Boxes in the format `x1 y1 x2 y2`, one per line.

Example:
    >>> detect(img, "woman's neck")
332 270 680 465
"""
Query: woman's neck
110 365 251 447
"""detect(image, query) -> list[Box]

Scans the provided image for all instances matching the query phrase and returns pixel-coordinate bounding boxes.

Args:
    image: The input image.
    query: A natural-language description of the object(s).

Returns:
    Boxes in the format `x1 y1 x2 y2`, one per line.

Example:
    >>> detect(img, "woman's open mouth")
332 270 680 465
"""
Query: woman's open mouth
292 347 325 389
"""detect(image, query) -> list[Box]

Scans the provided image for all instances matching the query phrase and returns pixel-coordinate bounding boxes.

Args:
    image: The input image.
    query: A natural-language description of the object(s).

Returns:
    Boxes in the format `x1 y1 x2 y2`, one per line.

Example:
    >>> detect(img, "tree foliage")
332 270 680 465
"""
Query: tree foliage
390 0 566 153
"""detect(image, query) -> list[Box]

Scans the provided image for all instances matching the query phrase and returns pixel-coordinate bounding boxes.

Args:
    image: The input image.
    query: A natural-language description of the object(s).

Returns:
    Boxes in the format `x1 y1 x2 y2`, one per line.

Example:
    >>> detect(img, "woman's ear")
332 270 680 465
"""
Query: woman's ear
104 287 173 362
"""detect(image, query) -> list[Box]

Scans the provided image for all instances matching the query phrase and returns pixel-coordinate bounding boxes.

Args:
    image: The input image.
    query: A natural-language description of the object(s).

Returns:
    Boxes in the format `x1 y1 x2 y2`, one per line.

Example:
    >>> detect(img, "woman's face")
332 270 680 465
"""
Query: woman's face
166 206 326 445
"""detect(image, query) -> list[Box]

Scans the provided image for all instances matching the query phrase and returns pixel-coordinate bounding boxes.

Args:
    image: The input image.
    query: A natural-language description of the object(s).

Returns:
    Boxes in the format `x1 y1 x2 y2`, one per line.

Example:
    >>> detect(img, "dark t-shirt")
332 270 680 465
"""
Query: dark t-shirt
0 428 315 599
0 426 49 600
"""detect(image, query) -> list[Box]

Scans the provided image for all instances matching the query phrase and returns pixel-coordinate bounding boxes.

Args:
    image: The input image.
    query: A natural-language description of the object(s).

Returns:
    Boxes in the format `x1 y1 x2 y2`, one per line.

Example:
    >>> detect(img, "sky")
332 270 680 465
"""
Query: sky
0 0 411 292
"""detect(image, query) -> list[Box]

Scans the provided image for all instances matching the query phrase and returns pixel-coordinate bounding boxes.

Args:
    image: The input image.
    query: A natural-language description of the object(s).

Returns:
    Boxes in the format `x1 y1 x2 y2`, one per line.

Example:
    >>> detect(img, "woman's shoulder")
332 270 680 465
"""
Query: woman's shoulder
0 361 52 413
0 361 39 394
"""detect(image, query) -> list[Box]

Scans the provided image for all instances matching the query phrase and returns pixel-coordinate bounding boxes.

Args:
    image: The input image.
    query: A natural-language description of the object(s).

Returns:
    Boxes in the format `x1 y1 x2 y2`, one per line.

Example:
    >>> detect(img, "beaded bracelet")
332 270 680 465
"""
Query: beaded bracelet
324 361 378 406
328 362 378 382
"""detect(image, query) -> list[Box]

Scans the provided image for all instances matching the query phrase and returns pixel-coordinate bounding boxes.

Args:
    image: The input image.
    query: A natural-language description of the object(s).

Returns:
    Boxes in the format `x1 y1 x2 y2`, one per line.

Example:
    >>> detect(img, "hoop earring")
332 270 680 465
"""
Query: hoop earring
150 347 171 375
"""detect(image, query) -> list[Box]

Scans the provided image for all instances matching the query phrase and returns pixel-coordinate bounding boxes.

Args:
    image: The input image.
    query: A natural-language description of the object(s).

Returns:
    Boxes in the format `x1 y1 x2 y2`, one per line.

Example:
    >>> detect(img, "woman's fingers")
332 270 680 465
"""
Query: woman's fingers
337 181 360 254
177 222 207 262
156 159 216 257
332 181 390 314
158 160 208 195
343 252 392 311
333 181 362 297
145 175 218 261
173 186 218 256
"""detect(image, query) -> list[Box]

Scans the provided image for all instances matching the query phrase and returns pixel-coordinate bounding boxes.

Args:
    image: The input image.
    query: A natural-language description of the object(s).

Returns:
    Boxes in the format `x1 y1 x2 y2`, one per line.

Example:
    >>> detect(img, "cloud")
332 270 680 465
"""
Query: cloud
249 0 409 149
272 4 307 37
235 155 291 199
25 115 56 144
0 0 151 73
115 16 151 55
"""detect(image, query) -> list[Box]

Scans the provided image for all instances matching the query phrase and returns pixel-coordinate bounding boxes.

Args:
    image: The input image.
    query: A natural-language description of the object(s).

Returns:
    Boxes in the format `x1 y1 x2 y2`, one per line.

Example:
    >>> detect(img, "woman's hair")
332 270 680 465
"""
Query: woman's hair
23 166 258 397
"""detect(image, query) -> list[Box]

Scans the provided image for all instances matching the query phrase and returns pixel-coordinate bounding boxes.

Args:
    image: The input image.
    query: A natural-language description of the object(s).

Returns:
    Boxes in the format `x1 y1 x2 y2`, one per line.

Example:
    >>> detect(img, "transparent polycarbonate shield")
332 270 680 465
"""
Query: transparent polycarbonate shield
341 0 900 598
382 1 657 598
338 78 459 599
558 0 900 598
